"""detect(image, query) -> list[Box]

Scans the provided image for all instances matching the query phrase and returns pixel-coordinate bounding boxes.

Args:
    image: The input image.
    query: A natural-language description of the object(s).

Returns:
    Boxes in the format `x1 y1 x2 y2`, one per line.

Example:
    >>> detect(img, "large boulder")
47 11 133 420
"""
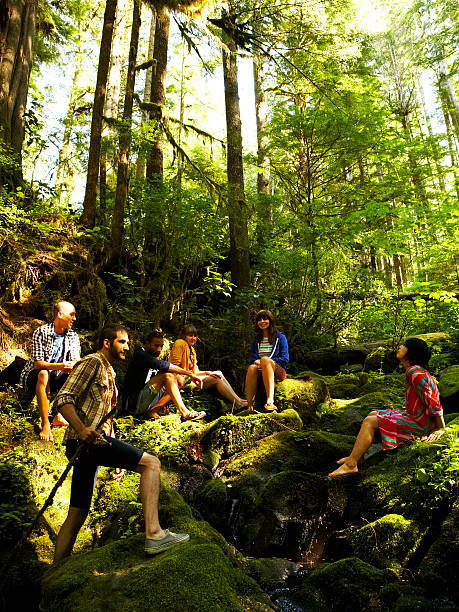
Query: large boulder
304 557 396 611
364 346 399 373
41 486 275 612
417 498 459 604
438 365 459 412
276 373 329 423
345 514 422 573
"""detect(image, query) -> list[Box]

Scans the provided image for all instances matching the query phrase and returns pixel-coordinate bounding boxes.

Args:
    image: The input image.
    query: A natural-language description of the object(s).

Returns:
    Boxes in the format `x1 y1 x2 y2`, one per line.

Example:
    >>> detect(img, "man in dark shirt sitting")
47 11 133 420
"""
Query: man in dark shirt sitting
122 332 208 421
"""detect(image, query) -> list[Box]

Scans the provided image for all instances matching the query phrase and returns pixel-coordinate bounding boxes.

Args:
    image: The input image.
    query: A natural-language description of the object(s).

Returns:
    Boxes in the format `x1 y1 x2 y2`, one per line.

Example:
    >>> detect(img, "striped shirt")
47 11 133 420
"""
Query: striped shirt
20 323 80 387
54 352 117 441
258 338 272 358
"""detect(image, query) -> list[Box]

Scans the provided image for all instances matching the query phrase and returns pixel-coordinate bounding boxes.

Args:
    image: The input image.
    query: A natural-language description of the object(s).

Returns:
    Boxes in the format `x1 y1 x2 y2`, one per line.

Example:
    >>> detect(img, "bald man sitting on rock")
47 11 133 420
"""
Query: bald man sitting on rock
20 301 81 441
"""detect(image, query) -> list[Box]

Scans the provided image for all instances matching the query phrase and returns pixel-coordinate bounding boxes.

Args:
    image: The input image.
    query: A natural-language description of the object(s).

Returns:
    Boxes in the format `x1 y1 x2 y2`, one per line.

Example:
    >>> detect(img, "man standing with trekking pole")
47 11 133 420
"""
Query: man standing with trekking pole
52 324 189 563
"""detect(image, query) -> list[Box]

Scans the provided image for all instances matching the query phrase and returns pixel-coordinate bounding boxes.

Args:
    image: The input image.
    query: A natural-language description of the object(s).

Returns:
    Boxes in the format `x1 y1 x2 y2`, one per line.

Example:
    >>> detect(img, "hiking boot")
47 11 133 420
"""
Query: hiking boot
145 530 189 555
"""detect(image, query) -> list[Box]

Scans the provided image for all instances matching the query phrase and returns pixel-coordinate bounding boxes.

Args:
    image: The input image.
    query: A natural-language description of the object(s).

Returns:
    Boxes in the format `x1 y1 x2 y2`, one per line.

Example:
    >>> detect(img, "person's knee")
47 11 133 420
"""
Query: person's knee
176 375 185 388
138 453 161 474
363 414 378 429
247 364 258 376
36 369 49 386
259 357 272 368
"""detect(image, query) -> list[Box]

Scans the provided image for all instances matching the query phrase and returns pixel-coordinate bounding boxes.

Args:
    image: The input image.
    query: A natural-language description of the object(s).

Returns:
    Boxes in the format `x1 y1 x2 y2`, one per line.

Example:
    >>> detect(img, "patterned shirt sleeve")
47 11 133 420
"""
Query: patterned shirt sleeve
409 366 443 416
30 326 47 362
54 357 99 411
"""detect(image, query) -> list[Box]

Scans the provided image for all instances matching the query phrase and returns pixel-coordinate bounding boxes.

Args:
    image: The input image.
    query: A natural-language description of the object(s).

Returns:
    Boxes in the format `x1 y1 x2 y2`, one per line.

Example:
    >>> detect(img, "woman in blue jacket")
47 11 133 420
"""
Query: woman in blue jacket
246 309 289 412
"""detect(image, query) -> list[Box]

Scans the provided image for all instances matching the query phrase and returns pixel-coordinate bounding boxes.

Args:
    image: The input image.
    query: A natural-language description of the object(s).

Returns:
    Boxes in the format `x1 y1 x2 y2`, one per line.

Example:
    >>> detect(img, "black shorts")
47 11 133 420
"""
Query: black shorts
65 435 144 509
26 369 69 394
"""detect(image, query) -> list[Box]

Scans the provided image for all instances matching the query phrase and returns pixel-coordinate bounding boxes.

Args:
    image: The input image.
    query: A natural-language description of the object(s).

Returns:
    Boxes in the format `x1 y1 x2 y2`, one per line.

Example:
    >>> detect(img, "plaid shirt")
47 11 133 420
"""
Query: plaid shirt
20 323 80 387
54 352 117 442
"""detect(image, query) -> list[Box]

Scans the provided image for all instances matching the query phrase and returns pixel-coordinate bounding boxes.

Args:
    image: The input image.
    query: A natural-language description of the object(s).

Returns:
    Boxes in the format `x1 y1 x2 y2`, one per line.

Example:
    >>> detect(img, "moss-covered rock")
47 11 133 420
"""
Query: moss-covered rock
41 485 275 612
221 430 355 481
197 410 303 470
244 557 301 591
438 365 459 398
305 557 396 611
347 429 459 524
379 583 433 612
276 373 329 423
364 346 399 373
345 514 422 573
194 478 228 531
416 498 459 604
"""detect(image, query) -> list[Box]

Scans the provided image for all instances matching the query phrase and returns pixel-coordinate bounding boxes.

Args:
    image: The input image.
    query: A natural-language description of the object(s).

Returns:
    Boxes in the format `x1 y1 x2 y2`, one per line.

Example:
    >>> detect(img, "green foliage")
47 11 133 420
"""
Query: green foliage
0 449 35 543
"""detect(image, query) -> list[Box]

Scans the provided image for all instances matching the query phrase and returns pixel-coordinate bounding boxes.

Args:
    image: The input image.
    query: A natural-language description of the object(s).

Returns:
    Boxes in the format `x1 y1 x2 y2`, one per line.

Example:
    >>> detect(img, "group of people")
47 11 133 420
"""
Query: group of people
18 301 445 563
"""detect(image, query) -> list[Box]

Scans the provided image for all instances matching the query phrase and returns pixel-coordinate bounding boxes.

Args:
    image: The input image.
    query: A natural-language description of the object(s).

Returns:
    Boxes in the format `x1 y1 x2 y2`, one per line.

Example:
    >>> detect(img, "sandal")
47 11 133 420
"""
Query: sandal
264 402 277 412
181 410 206 421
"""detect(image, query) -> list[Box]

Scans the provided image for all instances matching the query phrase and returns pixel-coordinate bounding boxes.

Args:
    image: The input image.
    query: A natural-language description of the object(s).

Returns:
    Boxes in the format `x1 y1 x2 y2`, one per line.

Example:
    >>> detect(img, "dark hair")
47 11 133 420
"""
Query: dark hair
255 309 278 343
402 337 431 370
180 324 198 339
97 324 128 349
145 331 164 343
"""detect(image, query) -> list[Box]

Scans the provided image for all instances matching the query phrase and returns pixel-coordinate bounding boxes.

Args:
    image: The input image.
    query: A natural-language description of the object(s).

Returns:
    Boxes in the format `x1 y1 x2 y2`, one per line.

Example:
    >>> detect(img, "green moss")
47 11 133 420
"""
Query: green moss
223 429 354 481
350 432 459 523
380 583 432 612
195 479 228 530
417 499 459 602
200 410 303 465
276 374 329 422
42 485 270 612
307 557 396 611
346 514 422 572
438 365 459 397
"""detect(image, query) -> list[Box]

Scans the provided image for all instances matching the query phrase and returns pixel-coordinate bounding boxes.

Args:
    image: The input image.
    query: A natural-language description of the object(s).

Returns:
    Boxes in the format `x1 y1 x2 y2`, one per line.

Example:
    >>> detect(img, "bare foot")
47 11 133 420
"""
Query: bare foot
328 462 358 477
247 406 254 413
147 411 161 420
52 413 69 428
336 457 349 465
236 399 248 409
39 422 54 442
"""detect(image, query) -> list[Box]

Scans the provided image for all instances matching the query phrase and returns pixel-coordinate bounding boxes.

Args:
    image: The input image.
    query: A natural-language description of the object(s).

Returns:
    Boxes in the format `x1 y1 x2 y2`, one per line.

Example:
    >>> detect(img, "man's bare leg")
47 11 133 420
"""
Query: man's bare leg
148 373 189 418
328 414 379 477
54 507 89 563
35 370 53 441
135 453 165 539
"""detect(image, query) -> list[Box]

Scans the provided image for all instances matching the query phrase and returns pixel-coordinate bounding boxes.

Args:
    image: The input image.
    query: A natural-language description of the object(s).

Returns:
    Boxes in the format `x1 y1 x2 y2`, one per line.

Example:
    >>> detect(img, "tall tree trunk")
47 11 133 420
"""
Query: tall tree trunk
145 3 169 182
136 7 155 179
55 17 90 197
176 39 186 186
80 0 117 229
110 0 141 265
100 0 131 212
0 0 36 184
416 72 446 192
435 56 459 138
252 15 271 245
222 20 250 288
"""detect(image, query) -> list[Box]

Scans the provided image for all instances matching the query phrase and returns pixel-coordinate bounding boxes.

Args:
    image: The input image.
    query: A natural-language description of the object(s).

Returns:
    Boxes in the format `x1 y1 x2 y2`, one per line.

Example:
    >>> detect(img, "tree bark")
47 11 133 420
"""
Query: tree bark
100 0 131 211
136 7 155 179
80 0 117 229
222 20 250 288
145 3 169 182
0 0 36 183
252 2 271 245
110 0 141 265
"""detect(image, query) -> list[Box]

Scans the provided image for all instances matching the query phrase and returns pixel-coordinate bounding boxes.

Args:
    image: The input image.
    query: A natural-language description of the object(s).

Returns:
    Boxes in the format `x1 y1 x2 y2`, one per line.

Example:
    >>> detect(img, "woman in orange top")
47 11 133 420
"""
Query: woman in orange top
170 324 247 410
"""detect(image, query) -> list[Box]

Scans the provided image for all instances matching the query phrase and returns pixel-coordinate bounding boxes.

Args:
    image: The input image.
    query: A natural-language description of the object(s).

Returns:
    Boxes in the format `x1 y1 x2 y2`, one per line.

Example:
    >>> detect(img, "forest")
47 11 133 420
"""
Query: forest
0 0 458 610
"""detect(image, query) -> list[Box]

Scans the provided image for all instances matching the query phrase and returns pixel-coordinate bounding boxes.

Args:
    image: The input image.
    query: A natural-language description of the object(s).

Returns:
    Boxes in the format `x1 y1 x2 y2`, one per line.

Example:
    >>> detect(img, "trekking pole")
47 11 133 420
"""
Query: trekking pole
0 407 118 585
